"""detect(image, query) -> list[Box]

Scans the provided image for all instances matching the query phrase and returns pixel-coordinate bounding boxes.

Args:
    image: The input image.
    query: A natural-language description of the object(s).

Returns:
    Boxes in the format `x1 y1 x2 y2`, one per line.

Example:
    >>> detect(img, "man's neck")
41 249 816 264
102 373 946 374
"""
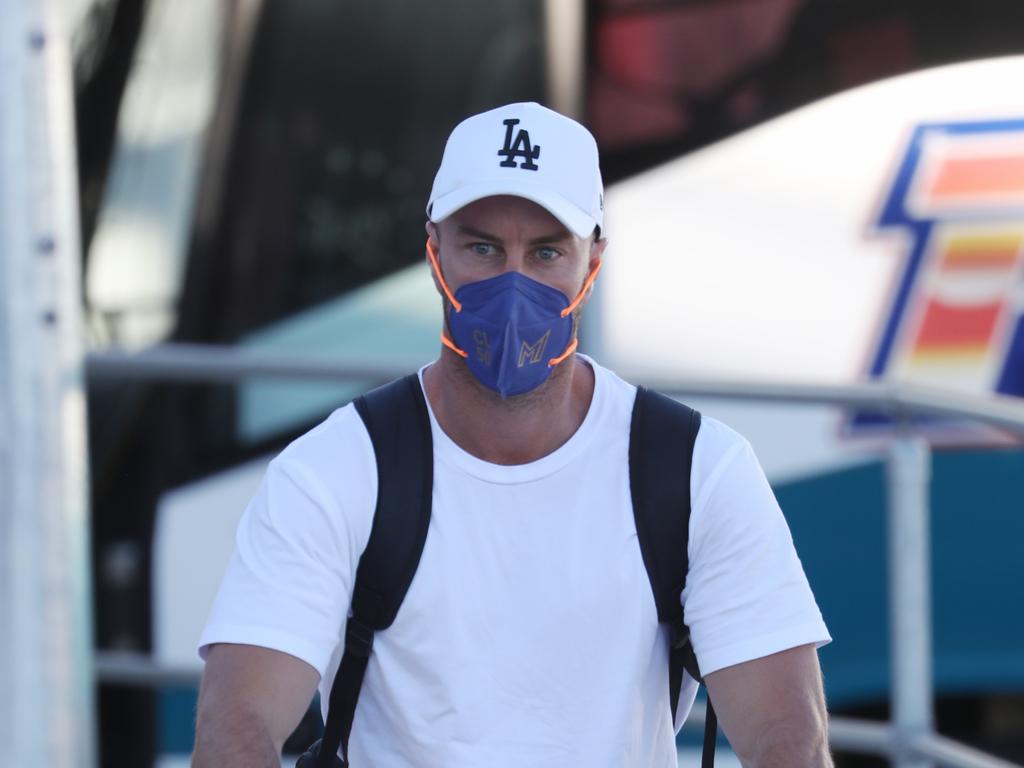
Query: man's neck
422 350 595 465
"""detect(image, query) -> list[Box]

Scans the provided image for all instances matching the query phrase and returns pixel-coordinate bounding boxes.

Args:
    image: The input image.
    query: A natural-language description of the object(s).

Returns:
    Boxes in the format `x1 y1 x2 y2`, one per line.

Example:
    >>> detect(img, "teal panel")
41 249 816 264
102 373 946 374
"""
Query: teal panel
159 686 198 755
930 449 1024 693
774 448 1024 707
775 461 891 706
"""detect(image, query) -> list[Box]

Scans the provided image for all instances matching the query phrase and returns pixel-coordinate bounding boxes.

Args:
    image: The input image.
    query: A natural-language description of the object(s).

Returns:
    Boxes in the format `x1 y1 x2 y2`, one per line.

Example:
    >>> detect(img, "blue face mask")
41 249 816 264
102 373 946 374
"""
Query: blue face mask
427 240 600 399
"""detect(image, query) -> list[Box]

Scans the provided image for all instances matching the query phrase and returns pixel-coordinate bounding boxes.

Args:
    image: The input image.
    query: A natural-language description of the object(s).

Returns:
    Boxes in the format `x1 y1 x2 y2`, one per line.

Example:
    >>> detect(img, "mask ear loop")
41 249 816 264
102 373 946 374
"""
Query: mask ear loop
426 239 468 358
548 259 603 366
559 259 602 319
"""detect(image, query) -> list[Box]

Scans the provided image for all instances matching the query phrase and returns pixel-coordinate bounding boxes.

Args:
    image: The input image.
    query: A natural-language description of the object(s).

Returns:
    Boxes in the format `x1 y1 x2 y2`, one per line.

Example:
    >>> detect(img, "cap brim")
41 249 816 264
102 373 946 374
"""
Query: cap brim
428 181 597 239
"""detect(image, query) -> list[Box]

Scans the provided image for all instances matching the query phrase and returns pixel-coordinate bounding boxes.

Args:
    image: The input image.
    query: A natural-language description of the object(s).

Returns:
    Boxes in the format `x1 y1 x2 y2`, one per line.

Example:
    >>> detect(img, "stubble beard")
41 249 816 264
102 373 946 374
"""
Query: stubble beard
441 301 582 413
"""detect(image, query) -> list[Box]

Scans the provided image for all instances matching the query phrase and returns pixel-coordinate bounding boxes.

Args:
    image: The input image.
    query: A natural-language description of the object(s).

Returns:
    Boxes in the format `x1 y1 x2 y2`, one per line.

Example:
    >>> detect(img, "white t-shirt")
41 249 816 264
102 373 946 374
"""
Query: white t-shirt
199 358 830 767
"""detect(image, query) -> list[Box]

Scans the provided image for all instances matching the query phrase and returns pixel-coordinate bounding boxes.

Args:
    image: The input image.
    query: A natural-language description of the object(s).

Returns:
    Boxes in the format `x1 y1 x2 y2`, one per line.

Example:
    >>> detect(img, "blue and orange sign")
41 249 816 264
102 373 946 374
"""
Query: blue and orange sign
866 119 1024 422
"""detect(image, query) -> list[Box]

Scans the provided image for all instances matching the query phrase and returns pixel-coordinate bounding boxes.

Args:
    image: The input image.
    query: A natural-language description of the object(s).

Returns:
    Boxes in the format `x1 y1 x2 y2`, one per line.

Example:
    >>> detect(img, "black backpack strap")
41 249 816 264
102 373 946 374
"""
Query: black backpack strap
305 374 433 768
629 386 718 766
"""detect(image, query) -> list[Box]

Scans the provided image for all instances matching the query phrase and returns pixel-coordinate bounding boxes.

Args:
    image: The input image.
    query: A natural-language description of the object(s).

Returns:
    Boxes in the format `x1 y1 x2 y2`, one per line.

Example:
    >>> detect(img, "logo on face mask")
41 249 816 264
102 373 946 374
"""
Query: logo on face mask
498 118 540 170
473 329 491 365
517 330 551 367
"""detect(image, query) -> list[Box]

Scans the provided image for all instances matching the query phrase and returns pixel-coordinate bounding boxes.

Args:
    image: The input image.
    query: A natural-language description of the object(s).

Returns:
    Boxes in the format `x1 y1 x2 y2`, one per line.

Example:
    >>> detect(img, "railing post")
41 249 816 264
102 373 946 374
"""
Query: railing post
887 435 935 768
0 1 95 766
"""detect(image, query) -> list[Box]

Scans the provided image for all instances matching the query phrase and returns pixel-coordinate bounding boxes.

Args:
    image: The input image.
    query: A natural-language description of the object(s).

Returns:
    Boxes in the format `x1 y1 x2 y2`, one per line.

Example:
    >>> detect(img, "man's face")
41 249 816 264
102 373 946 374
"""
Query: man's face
426 195 605 304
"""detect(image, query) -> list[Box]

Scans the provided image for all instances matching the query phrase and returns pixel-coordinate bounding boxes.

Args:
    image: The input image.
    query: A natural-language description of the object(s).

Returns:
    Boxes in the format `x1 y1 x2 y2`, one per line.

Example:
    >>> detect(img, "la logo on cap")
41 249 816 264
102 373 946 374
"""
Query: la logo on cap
498 118 540 171
427 102 604 239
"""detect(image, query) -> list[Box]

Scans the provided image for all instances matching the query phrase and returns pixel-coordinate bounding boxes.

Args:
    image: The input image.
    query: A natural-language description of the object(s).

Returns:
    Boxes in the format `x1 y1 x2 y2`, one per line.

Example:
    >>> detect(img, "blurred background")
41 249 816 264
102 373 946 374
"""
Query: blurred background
10 0 1024 765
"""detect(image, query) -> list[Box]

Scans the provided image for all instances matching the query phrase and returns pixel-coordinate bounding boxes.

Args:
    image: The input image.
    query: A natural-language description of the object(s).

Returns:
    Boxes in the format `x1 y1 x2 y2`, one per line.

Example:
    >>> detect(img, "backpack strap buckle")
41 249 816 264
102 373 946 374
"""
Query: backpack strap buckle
669 613 691 651
345 617 374 658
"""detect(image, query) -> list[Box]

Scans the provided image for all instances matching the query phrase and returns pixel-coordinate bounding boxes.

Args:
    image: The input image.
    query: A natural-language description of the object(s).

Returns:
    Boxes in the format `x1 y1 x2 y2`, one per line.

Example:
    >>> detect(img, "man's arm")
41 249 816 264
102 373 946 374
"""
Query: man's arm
704 643 832 768
193 643 321 768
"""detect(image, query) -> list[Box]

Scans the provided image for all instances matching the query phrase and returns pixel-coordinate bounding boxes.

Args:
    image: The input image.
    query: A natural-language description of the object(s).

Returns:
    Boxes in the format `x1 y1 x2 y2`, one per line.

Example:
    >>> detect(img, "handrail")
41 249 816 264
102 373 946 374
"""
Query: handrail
638 376 1024 436
86 342 410 385
85 342 1024 434
94 651 201 688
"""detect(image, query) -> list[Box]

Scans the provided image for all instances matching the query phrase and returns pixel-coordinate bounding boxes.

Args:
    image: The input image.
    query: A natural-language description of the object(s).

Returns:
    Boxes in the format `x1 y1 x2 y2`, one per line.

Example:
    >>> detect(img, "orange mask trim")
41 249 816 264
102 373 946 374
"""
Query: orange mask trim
548 338 578 366
427 239 471 358
426 239 462 313
426 239 602 368
440 331 468 358
549 258 601 365
561 259 602 318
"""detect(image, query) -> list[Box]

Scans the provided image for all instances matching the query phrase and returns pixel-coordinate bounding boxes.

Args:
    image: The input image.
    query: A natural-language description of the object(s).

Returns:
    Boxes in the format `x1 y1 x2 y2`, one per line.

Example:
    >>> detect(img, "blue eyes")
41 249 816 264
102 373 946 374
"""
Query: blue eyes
536 247 558 261
468 243 560 261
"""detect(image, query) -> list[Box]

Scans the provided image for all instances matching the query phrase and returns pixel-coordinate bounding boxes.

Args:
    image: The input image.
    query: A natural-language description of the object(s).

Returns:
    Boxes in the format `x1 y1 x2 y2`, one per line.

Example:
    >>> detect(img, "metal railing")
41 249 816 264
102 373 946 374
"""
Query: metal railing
87 341 1024 768
2 3 95 767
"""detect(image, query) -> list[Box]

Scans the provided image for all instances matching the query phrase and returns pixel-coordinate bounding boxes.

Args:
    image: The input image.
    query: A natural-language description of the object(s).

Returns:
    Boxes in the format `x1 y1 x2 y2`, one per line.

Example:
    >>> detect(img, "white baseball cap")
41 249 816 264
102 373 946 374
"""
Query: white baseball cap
427 102 604 238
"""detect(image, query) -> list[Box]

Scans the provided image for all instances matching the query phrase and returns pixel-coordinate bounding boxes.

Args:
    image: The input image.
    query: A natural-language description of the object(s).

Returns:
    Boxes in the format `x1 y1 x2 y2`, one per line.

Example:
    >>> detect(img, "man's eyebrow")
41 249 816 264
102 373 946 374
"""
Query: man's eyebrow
454 225 573 246
456 225 504 243
526 231 572 246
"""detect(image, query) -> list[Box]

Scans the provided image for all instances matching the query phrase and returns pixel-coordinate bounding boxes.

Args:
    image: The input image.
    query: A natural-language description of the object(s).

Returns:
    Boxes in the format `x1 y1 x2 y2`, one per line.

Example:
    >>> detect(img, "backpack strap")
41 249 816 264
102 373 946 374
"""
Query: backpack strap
629 386 718 766
306 374 433 768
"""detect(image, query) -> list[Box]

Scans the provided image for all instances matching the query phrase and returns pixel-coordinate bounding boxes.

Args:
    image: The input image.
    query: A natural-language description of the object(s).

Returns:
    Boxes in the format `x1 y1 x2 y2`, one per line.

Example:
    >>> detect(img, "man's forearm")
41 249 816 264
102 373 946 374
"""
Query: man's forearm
748 721 833 768
193 644 319 767
192 704 281 768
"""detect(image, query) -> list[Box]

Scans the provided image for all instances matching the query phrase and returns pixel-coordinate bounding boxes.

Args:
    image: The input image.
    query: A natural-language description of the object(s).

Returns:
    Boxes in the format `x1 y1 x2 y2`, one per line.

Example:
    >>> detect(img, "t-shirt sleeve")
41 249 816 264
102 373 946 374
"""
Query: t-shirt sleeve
198 408 376 677
682 419 831 677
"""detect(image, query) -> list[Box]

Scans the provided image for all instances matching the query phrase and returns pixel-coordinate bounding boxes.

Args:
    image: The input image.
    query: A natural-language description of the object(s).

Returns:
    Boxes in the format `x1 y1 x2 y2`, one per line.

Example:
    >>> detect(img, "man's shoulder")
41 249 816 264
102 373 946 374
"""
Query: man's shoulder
694 413 750 459
271 401 375 490
688 411 761 501
595 359 752 475
611 379 756 492
590 363 757 479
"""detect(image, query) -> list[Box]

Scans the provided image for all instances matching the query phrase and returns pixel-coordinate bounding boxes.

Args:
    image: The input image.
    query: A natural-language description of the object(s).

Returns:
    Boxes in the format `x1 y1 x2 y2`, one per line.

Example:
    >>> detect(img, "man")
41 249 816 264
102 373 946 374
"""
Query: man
194 102 832 767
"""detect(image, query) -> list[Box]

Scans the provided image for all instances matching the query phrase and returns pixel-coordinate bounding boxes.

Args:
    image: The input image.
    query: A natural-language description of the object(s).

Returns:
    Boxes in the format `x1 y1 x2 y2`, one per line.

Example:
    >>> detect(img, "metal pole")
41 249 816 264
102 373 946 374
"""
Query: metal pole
542 0 586 120
0 1 95 766
887 436 935 768
542 0 599 353
94 651 203 688
86 341 418 384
